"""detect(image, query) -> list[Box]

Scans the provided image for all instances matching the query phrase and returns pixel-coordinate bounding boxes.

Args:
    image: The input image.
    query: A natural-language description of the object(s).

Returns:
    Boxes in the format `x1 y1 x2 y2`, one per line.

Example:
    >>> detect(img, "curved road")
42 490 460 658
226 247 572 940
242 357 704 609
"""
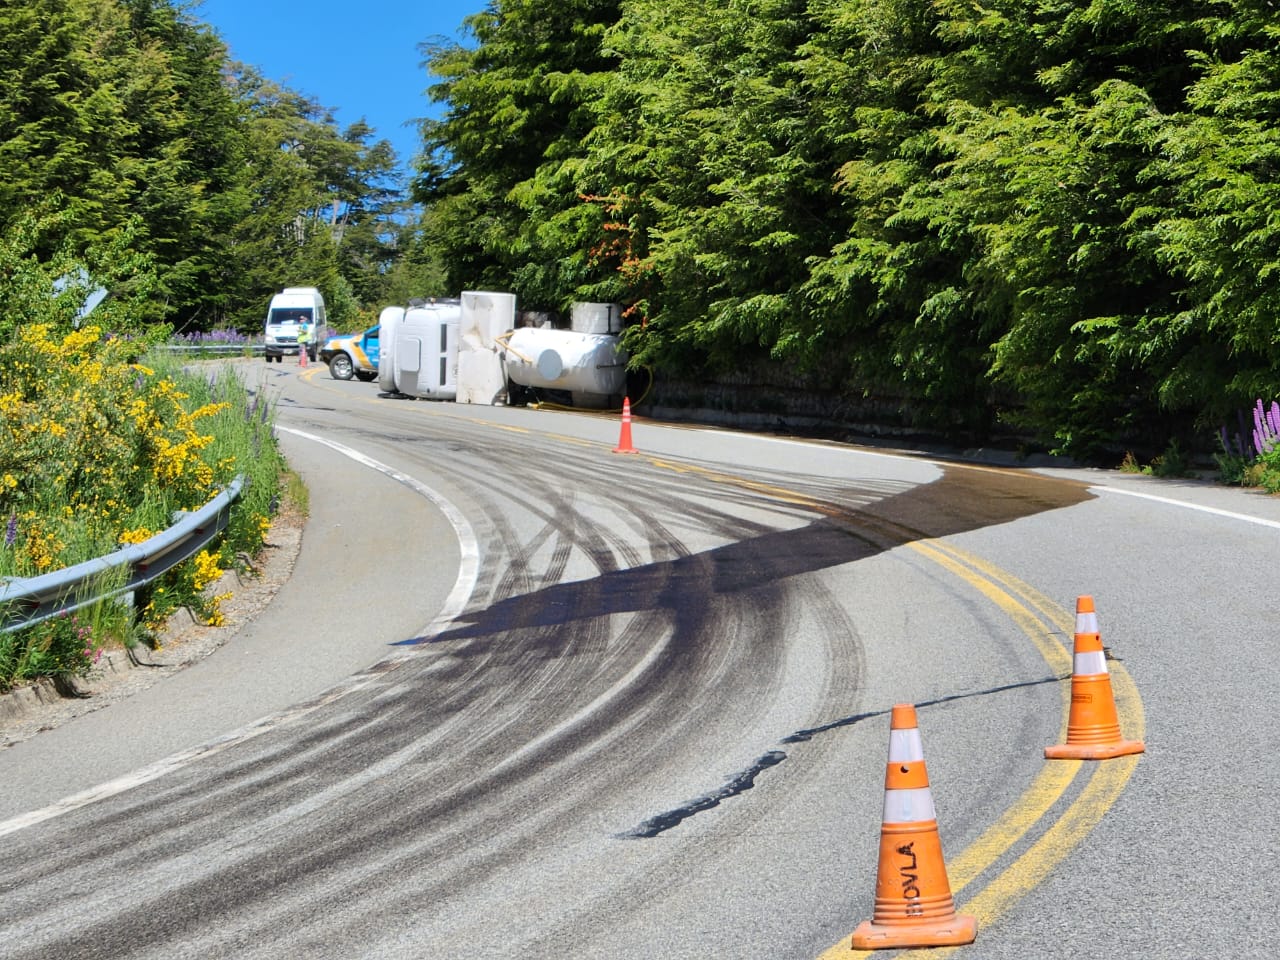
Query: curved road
2 360 1278 959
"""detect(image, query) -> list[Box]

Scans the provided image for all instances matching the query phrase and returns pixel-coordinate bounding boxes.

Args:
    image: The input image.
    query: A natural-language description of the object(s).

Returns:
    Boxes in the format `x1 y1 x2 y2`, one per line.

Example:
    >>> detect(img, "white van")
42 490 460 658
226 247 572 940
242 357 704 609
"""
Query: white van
264 286 328 363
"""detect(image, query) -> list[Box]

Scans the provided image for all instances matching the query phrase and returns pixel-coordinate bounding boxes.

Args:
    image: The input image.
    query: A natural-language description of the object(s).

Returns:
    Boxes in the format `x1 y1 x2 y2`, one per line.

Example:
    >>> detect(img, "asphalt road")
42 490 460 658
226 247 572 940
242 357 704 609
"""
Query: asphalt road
2 359 1278 959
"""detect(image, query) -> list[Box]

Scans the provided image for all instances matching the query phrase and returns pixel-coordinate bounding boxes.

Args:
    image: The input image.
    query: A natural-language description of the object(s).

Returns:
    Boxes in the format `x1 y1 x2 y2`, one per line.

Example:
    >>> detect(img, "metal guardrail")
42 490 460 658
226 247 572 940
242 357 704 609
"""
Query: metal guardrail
0 476 245 633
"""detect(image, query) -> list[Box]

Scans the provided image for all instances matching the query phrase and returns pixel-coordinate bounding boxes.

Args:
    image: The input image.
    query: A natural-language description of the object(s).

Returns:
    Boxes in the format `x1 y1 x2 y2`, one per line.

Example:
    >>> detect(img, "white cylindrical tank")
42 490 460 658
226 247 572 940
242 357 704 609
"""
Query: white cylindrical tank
502 327 627 396
377 305 405 394
395 301 461 400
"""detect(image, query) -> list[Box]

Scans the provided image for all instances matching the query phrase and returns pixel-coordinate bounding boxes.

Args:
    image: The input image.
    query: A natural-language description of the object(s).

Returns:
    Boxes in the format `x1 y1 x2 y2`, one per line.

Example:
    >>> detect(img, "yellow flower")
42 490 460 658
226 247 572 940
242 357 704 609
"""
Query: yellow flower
191 549 224 591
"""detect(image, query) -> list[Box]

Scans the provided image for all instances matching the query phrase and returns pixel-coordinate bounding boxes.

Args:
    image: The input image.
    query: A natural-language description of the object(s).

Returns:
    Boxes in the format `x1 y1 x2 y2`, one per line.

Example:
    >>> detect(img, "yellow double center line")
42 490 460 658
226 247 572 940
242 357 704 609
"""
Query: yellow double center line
838 540 1144 958
639 457 1144 957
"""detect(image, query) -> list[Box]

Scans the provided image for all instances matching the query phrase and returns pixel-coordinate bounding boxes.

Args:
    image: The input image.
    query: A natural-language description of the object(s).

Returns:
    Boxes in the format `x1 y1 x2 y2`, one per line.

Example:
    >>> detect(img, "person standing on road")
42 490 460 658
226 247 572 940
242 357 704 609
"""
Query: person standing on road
297 320 311 367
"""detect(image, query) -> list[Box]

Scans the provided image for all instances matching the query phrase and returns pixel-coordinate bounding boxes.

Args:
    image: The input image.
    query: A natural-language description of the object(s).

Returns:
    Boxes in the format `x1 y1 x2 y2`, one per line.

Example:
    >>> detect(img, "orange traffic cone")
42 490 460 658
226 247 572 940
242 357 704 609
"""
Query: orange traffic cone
851 704 976 951
1045 596 1144 760
612 397 639 454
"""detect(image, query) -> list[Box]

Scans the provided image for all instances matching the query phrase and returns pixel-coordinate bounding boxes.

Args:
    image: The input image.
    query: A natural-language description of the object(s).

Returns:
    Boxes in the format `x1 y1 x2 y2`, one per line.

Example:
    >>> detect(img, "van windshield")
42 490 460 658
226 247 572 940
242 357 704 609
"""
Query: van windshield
269 308 313 325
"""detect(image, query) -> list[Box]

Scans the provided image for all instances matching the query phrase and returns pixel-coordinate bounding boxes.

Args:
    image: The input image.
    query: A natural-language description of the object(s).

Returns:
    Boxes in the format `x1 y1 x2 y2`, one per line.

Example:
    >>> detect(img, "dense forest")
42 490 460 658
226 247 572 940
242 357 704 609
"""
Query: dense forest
0 0 442 334
417 0 1280 458
2 1 1278 458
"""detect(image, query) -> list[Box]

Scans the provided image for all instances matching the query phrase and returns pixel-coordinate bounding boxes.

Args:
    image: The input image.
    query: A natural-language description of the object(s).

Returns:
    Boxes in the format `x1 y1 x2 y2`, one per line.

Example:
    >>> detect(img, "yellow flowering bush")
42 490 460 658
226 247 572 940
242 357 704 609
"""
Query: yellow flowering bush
0 323 285 689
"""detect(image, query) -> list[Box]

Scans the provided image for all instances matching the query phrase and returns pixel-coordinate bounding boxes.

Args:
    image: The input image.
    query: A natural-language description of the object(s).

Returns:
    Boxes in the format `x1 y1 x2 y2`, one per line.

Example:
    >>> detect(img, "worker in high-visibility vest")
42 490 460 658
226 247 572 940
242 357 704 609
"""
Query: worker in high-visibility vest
296 321 311 367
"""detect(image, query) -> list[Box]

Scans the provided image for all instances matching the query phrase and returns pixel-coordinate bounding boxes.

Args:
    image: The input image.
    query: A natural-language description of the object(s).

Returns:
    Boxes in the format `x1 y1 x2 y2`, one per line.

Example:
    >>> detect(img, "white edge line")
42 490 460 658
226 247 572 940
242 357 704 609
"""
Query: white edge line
0 427 479 838
1091 483 1280 530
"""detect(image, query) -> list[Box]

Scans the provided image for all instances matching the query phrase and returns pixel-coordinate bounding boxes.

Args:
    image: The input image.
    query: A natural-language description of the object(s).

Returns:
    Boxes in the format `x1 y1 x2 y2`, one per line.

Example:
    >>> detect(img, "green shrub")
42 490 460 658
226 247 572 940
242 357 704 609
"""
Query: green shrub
0 336 286 690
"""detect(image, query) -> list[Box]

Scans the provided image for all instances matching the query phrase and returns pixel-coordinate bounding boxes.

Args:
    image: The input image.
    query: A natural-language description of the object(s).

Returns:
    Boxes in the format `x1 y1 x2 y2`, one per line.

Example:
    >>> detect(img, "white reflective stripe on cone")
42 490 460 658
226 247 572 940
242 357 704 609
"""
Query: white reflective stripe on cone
888 729 925 763
1073 650 1109 676
884 787 937 823
1076 612 1098 633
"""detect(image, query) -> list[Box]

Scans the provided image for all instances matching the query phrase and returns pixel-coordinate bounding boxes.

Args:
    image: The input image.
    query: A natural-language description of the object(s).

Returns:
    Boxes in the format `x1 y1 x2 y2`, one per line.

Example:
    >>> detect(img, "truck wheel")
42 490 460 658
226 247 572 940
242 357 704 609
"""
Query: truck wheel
329 353 354 380
355 370 377 382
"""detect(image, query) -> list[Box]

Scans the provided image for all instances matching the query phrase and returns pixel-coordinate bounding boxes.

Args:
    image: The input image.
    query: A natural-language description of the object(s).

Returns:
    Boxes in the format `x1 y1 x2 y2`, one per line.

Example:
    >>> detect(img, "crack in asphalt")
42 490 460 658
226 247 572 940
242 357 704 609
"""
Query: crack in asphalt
619 674 1065 839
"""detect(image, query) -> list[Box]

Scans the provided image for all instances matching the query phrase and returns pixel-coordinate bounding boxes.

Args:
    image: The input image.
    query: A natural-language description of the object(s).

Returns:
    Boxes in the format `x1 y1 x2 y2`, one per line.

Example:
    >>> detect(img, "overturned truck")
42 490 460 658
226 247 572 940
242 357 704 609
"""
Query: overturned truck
377 294 629 409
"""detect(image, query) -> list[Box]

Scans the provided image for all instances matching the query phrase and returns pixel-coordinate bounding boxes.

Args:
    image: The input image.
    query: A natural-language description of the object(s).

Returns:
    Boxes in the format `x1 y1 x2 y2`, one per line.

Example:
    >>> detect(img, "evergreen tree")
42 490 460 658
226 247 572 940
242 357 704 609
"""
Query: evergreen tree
414 0 622 307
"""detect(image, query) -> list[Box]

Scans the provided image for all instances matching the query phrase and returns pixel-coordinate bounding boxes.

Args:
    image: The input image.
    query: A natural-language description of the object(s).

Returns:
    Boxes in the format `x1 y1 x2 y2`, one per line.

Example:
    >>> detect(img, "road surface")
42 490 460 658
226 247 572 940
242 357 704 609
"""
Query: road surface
2 360 1278 958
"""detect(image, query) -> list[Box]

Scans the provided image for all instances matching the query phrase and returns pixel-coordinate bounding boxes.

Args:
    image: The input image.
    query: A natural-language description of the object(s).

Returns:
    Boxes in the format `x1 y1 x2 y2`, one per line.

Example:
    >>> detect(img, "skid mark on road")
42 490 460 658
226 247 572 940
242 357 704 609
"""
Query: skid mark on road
819 540 1144 959
620 454 1142 960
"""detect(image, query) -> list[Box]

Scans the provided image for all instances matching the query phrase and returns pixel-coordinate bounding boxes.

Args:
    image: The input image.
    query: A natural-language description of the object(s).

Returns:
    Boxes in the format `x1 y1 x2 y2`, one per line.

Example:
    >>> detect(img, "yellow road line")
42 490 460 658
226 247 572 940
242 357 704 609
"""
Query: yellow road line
819 543 1144 958
905 541 1074 680
629 455 1144 960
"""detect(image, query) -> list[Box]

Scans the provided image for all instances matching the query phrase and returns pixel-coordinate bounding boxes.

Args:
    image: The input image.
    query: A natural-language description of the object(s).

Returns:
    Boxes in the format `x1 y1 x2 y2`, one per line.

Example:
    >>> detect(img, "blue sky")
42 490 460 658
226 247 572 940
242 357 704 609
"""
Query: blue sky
195 1 483 178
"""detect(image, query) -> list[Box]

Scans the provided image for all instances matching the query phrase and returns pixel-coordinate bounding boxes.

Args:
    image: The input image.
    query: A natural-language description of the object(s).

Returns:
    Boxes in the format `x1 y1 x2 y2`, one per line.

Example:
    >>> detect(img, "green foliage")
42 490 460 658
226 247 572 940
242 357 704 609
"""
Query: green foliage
0 610 111 692
0 0 423 335
413 0 1280 456
1118 439 1193 478
0 209 161 342
0 335 286 688
214 67 409 330
1249 447 1280 494
1215 450 1253 486
0 228 286 689
414 0 624 304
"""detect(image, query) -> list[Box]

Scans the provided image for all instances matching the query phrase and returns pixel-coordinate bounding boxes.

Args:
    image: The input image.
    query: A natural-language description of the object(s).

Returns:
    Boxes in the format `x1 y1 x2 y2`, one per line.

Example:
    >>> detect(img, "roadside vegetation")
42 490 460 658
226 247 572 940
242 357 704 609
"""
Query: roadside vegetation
0 226 286 692
417 1 1280 461
4 0 1280 694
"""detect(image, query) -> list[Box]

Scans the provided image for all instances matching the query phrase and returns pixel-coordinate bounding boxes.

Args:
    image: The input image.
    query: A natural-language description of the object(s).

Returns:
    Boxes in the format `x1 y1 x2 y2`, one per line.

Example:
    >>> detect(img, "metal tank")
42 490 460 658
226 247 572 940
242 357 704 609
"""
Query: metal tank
501 327 627 403
376 305 405 394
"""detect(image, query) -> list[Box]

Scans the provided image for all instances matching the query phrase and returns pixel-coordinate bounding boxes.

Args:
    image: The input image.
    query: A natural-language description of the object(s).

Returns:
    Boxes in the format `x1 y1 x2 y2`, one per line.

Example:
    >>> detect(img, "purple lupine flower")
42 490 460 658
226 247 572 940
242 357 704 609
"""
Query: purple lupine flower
1240 408 1255 458
4 513 16 548
1254 398 1279 455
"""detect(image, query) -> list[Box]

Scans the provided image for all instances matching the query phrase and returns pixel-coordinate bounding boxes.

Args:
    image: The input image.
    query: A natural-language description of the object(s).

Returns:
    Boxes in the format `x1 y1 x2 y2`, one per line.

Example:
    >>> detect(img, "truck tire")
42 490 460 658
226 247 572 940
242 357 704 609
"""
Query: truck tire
355 370 377 382
329 353 354 380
